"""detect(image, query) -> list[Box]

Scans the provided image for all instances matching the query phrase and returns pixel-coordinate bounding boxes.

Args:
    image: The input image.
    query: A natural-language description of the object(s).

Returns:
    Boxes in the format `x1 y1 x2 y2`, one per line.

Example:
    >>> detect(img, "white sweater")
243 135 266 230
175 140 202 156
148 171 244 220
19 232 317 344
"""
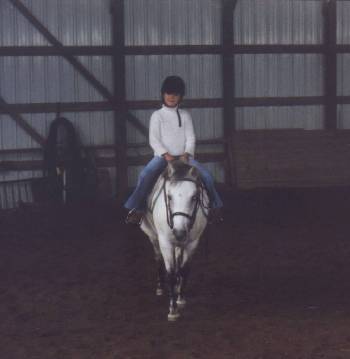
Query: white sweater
149 105 196 157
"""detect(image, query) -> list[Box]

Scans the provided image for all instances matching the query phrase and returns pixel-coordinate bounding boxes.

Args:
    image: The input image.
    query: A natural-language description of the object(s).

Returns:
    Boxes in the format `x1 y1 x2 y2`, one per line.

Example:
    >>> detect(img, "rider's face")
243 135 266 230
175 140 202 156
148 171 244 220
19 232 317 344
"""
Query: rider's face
163 93 181 108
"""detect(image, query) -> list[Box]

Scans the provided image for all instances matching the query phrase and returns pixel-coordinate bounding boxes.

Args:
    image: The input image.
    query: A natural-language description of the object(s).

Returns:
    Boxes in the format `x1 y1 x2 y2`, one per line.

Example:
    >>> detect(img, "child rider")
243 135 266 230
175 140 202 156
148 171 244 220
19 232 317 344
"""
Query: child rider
125 75 223 225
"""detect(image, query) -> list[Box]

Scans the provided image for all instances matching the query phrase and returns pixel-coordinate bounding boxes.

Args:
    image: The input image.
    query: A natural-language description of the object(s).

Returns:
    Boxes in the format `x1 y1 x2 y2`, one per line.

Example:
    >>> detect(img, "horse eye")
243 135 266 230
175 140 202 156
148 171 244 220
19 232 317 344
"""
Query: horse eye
167 195 172 201
192 195 198 201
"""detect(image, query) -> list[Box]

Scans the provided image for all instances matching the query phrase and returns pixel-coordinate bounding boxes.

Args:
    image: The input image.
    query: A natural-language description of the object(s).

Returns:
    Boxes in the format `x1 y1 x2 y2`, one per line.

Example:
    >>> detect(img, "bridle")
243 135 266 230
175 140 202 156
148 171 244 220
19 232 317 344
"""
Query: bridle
162 177 209 230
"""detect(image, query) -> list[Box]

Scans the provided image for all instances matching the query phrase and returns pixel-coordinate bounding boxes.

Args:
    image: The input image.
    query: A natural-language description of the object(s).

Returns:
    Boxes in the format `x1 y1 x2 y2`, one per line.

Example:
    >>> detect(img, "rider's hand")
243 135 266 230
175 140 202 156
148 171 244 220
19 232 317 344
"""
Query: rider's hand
179 153 190 163
163 153 175 162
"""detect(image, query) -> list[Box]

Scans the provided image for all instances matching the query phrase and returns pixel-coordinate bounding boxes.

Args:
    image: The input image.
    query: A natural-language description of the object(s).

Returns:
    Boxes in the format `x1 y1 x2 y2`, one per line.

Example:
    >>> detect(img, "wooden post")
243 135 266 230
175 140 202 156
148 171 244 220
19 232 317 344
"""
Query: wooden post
111 0 128 201
324 0 337 130
222 0 238 187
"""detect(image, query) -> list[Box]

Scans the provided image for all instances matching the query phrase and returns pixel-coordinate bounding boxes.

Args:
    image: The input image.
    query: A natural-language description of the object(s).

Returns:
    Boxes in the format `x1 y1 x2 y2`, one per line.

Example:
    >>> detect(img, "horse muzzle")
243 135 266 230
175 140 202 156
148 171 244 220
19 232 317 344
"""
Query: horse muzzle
172 228 187 242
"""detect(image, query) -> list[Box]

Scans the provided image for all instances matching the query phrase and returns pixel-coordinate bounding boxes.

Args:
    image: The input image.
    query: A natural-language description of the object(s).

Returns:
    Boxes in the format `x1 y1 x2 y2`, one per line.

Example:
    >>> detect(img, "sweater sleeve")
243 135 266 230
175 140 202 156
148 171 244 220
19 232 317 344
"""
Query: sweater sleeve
184 112 196 157
149 112 168 156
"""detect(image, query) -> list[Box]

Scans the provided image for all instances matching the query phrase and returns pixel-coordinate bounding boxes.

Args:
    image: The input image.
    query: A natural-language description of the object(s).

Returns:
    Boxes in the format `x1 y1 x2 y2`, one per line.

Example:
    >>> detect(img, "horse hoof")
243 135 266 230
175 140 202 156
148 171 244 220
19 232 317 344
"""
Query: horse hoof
156 288 164 296
176 298 186 309
167 312 180 322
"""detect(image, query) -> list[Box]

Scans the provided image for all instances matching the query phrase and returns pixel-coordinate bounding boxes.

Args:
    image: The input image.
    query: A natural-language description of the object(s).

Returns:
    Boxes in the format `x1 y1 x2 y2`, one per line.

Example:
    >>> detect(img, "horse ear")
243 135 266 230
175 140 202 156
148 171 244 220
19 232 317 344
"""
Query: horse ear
167 161 176 177
188 166 199 178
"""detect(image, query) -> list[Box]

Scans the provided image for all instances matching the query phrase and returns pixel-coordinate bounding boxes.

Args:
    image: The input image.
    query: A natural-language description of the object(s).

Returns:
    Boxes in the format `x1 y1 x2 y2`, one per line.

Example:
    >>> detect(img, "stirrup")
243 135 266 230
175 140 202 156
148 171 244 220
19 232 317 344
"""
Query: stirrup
125 208 143 226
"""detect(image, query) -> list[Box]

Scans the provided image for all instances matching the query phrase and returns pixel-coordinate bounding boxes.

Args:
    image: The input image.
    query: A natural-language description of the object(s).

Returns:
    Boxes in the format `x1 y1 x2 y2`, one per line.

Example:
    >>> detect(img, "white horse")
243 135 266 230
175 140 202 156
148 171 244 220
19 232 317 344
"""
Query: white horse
140 160 209 321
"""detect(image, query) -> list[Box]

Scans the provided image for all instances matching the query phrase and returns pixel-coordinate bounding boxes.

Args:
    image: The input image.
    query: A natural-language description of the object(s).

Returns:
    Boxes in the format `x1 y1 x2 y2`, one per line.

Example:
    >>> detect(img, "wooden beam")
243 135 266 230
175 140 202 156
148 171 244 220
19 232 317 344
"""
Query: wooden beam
0 159 117 171
235 96 325 107
0 46 113 56
324 0 337 130
0 96 328 116
0 100 221 114
338 45 350 53
0 101 115 114
6 43 350 57
127 138 226 148
124 45 222 55
0 96 45 146
0 147 43 155
232 44 325 54
127 153 226 166
0 140 224 156
0 160 43 171
0 152 225 171
338 96 350 104
125 44 325 55
128 98 223 110
0 145 116 156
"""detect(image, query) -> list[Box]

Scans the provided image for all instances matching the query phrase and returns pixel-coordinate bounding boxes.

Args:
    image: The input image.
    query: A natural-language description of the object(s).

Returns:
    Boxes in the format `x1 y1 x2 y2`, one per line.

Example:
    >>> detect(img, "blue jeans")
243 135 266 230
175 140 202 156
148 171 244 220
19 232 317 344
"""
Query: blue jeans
124 156 223 211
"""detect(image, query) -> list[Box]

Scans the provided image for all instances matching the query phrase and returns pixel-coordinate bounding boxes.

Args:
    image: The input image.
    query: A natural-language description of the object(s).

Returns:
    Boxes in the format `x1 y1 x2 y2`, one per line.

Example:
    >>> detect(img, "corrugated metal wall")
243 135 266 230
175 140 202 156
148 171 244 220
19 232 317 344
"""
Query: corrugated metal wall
0 0 346 206
124 0 222 45
0 0 112 46
234 0 325 130
234 0 323 45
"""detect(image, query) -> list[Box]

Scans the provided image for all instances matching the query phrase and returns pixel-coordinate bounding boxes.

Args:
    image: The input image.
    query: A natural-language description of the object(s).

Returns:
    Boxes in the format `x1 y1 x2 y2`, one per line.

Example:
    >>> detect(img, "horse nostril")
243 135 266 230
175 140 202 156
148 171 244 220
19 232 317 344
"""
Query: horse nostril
173 229 186 241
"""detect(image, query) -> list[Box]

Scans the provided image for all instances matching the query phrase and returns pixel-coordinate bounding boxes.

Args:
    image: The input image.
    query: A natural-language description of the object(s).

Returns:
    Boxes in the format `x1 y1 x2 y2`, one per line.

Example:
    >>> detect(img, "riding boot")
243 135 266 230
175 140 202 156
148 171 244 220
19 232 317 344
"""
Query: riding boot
125 208 144 225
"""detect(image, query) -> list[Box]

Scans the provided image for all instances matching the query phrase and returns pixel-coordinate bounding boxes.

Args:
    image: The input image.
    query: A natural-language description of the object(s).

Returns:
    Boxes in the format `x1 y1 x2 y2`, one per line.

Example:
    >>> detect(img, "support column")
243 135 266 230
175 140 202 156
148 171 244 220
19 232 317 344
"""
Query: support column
324 0 337 130
111 0 128 201
222 0 238 187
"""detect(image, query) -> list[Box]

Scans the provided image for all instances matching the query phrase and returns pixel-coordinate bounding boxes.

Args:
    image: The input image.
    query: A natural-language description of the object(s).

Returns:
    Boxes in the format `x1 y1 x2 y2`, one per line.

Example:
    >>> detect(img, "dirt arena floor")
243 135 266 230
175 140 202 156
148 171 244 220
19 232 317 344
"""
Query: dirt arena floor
2 188 350 359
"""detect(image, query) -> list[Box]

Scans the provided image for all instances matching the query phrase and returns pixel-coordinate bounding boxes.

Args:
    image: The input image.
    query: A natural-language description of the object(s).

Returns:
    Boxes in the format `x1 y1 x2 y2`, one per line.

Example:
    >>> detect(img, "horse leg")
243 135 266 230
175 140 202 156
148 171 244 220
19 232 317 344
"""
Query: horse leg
166 269 180 321
159 241 180 321
176 264 190 309
175 241 198 309
156 259 165 296
145 231 165 296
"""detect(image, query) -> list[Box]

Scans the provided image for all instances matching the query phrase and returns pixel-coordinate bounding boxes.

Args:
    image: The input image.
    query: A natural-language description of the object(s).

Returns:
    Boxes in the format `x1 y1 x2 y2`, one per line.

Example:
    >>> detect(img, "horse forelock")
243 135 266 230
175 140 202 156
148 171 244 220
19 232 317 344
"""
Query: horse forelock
164 160 200 183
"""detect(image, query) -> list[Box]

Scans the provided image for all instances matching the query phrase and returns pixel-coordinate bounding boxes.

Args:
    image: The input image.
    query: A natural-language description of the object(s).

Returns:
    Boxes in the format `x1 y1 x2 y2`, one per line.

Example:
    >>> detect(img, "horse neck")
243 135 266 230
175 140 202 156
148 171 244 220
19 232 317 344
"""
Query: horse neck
147 175 166 211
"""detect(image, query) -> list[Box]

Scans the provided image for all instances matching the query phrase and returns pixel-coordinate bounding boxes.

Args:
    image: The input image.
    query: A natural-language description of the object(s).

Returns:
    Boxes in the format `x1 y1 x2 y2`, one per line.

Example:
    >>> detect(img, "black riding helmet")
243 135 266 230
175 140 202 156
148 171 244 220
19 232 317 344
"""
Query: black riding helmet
161 76 185 127
161 76 186 97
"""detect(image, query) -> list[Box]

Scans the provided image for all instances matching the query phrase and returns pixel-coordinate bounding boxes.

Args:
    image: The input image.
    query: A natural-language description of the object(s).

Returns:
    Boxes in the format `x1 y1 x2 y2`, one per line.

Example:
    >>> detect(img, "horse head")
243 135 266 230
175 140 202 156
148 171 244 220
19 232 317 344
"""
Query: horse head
163 160 202 241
